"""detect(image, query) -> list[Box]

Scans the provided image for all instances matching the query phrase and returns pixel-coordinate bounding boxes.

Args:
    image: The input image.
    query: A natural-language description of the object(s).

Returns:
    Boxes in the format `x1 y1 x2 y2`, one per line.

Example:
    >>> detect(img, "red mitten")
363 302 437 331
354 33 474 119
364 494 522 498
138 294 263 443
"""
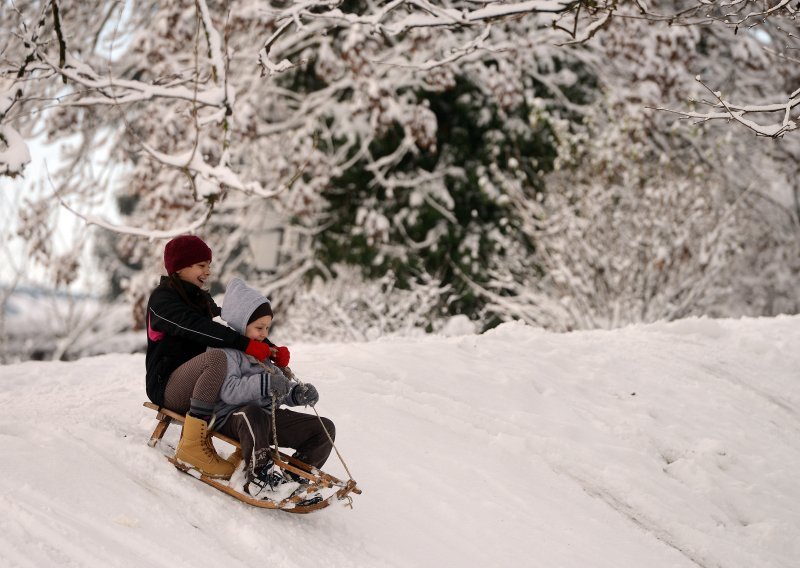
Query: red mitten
245 339 271 361
271 345 290 368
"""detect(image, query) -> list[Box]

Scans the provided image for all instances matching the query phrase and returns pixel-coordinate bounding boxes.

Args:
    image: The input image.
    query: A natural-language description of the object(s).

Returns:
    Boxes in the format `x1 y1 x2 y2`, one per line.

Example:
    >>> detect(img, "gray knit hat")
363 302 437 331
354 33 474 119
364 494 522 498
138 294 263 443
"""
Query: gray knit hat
221 278 272 334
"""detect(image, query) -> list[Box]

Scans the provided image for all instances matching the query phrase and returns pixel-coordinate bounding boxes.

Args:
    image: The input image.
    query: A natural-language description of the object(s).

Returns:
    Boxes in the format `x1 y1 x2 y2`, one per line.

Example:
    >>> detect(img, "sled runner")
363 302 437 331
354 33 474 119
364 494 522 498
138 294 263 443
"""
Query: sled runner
143 402 361 514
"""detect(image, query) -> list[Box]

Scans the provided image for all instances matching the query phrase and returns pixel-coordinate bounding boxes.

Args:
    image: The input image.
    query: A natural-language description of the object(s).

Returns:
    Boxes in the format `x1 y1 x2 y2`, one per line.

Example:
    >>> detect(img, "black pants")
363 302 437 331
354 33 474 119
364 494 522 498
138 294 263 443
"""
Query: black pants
218 404 335 474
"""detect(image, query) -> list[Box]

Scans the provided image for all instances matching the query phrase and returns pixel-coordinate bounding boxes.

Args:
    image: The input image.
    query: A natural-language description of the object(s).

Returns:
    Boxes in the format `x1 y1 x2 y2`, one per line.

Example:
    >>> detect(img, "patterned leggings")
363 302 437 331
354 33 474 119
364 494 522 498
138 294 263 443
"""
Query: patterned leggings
163 349 227 416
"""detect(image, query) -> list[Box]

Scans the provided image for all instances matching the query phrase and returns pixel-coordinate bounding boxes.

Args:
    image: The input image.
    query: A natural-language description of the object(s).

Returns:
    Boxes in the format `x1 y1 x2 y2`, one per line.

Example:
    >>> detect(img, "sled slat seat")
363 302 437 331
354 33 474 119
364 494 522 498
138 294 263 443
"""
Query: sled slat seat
143 401 240 448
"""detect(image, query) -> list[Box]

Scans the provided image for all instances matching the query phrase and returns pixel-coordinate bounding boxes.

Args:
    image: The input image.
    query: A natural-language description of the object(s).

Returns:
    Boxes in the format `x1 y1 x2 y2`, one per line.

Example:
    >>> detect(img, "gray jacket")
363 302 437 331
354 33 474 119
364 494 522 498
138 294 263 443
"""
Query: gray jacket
212 278 299 429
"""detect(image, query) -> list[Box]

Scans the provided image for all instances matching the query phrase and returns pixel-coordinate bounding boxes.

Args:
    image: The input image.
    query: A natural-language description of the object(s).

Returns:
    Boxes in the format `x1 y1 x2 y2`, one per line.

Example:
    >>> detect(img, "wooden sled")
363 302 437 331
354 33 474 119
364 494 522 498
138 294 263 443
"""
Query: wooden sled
143 402 361 514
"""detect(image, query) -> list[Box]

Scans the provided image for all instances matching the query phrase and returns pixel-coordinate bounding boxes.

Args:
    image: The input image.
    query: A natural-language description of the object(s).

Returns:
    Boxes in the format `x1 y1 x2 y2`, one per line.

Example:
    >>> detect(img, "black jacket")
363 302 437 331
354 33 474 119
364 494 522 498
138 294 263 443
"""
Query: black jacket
145 276 250 406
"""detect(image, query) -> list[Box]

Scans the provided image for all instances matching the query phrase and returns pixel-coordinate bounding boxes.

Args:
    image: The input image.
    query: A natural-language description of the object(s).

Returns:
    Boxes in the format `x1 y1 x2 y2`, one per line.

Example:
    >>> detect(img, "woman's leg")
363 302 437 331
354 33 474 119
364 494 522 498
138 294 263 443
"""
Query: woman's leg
163 349 233 478
163 349 228 418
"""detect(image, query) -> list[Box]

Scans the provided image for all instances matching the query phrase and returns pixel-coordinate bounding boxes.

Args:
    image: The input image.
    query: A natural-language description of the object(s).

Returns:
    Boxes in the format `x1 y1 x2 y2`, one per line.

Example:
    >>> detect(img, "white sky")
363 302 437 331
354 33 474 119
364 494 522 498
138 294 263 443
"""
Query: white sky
0 135 120 294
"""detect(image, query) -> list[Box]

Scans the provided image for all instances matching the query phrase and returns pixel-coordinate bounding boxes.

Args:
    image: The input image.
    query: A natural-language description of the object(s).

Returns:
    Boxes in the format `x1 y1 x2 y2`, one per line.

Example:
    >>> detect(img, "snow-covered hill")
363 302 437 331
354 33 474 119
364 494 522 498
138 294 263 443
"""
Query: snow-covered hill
1 316 799 568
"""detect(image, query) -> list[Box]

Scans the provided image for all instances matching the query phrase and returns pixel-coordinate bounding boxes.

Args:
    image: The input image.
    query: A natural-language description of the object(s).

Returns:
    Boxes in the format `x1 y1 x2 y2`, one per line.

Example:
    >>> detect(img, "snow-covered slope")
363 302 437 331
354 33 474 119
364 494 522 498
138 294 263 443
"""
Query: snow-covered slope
1 316 799 568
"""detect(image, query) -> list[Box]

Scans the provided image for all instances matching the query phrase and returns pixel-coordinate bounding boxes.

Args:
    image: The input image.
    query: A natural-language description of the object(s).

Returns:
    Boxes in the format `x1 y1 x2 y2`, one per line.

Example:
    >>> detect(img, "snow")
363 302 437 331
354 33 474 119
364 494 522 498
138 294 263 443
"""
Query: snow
0 124 31 178
1 315 799 568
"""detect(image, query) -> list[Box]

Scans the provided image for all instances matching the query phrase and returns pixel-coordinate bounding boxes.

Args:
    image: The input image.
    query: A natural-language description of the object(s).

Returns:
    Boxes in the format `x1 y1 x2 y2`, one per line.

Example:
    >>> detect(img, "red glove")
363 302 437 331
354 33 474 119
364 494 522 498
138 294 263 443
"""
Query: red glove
245 339 271 361
271 345 290 368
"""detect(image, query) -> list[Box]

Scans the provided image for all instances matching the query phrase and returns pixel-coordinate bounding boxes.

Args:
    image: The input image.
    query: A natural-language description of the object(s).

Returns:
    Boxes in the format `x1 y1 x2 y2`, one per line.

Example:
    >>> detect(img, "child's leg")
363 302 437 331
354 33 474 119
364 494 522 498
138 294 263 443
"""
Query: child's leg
217 404 272 475
163 349 227 417
272 408 336 469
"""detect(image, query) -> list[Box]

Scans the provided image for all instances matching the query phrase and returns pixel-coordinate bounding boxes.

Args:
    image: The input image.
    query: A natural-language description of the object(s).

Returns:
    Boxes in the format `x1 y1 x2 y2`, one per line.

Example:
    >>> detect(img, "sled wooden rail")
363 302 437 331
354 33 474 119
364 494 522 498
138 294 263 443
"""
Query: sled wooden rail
142 401 361 511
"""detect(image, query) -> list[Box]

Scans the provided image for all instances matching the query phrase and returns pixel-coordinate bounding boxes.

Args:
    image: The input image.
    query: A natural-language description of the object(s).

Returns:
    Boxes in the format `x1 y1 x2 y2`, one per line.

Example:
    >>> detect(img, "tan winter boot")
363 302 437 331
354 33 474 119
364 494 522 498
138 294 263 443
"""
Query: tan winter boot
176 415 235 479
225 447 243 469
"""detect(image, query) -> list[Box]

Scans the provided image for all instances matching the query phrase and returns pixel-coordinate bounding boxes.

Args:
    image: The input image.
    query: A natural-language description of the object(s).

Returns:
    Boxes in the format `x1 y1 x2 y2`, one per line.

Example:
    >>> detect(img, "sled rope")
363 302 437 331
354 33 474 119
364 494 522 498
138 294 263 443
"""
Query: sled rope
270 392 280 452
266 362 356 483
310 403 355 482
289 371 356 483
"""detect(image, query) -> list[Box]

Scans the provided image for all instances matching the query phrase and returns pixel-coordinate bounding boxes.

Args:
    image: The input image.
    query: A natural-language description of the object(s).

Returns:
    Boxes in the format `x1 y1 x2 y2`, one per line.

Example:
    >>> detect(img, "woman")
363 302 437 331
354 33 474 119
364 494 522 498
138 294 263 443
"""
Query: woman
144 235 290 478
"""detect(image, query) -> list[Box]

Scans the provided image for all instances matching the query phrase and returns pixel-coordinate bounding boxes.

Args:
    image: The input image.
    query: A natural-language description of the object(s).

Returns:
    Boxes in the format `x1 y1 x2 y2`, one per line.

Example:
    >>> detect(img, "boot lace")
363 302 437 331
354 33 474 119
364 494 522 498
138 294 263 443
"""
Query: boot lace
200 424 221 461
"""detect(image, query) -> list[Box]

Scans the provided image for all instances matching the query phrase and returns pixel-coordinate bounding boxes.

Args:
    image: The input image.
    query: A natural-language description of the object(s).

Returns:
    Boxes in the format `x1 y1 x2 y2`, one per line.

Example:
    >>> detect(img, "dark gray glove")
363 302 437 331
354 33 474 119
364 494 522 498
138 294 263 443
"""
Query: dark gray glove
291 383 319 407
267 370 293 400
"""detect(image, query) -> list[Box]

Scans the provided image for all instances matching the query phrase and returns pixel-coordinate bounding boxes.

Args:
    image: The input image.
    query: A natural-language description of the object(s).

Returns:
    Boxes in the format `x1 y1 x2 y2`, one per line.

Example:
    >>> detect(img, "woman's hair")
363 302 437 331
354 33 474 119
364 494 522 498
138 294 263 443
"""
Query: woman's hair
167 273 214 316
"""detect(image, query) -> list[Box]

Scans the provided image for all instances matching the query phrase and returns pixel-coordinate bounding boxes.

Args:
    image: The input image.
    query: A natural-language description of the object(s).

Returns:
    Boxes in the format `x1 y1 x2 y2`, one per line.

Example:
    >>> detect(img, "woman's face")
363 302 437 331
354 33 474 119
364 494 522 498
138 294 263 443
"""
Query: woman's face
176 261 211 288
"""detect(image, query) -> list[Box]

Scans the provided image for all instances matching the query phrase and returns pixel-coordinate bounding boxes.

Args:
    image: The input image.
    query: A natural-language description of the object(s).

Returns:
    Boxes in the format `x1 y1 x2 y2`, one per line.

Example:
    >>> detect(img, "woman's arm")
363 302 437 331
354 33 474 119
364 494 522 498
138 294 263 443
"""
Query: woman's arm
148 287 250 351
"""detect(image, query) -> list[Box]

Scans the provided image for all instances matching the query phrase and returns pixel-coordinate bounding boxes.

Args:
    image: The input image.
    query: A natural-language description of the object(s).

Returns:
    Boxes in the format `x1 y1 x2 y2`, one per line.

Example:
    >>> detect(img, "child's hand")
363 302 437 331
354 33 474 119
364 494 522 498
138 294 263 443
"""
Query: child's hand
267 371 293 400
291 383 319 407
271 345 290 367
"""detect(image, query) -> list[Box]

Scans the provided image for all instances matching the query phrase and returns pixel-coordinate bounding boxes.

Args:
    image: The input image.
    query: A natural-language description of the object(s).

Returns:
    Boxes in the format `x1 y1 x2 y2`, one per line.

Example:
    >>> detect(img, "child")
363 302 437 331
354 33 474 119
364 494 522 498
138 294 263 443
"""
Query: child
145 235 288 478
213 278 335 497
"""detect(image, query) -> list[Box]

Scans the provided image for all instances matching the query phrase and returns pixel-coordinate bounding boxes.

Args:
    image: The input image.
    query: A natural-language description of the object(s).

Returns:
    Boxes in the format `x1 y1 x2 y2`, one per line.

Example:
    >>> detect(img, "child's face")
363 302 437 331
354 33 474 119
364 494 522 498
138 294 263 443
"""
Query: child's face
245 315 273 342
176 261 211 288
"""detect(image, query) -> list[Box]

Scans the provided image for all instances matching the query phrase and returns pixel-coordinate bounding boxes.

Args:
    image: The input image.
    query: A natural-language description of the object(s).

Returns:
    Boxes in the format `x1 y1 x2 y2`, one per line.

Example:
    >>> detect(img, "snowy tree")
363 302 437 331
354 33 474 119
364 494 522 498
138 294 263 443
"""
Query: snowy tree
1 0 595 329
462 6 800 330
1 0 798 343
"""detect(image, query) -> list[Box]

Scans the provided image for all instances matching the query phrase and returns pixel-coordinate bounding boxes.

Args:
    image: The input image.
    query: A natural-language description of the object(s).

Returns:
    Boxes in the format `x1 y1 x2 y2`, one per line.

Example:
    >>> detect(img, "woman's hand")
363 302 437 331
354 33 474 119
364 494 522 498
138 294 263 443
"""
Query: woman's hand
271 345 290 367
244 339 271 361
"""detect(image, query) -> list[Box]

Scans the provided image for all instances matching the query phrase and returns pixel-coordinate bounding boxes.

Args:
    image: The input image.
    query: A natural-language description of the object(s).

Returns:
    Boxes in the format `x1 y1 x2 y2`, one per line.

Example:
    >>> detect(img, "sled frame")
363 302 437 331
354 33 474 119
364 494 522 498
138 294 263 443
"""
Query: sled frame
143 402 360 513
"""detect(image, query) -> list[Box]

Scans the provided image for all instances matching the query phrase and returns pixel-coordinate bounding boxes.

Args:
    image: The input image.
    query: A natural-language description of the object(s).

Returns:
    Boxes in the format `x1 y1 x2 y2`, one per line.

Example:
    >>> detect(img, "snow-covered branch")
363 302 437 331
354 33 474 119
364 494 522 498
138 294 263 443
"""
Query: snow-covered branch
0 123 31 178
297 0 575 33
57 197 213 239
658 77 800 138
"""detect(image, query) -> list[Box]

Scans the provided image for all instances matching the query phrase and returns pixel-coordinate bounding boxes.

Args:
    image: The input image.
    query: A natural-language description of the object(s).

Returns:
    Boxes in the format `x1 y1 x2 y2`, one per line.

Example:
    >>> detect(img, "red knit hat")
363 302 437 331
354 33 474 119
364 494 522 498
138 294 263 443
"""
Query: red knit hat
164 235 212 274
